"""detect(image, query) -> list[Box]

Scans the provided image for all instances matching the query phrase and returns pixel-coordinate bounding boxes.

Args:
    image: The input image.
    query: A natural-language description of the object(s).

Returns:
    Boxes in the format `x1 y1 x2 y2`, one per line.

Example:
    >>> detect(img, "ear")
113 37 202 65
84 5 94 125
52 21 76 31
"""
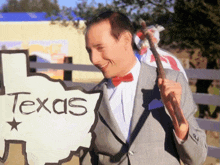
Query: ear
120 31 133 48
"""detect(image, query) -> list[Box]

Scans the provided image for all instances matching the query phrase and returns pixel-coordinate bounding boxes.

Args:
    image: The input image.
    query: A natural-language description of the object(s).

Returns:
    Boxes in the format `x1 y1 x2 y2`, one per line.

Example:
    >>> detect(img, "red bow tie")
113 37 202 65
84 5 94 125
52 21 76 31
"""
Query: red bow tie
112 73 133 87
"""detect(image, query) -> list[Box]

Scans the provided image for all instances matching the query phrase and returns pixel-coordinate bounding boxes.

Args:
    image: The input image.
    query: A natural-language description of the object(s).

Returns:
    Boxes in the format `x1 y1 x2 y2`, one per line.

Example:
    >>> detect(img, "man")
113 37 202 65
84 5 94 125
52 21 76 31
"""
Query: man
80 10 207 165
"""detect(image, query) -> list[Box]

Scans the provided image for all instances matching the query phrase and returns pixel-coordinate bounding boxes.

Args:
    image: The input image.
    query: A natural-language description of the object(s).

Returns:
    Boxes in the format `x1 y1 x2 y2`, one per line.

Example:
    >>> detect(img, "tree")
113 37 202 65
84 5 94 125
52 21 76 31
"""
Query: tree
169 0 220 61
7 0 20 12
1 4 9 12
45 0 173 32
30 0 41 12
19 0 30 12
113 0 174 23
72 0 127 21
0 0 60 13
48 0 127 30
52 0 59 15
166 0 220 118
40 0 52 13
113 0 174 14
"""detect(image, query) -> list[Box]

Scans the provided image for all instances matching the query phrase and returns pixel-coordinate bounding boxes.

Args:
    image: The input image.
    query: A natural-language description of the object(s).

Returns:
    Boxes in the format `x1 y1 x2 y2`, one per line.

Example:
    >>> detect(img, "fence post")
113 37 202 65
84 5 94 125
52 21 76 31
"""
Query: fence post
63 57 72 81
29 55 37 73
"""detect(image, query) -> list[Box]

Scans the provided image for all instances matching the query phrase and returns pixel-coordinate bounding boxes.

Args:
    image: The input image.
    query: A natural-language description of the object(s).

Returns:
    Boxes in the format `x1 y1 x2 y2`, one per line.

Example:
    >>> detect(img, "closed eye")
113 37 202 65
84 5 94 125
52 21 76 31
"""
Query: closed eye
97 46 104 51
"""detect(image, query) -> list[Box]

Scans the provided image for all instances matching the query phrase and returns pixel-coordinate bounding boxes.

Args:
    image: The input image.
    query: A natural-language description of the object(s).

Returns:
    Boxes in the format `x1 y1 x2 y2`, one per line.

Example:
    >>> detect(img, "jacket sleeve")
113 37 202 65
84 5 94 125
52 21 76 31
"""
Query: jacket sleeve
173 72 208 165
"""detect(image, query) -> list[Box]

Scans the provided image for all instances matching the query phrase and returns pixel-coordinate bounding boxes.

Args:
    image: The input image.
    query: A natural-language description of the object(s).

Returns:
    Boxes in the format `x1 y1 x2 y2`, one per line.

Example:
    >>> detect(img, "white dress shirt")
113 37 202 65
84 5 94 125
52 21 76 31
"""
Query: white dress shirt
107 59 141 142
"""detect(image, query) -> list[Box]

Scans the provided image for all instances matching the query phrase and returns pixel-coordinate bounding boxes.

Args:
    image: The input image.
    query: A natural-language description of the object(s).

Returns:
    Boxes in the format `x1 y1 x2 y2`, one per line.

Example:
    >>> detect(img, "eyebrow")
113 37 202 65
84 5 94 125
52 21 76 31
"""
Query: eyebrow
93 44 103 47
86 44 103 50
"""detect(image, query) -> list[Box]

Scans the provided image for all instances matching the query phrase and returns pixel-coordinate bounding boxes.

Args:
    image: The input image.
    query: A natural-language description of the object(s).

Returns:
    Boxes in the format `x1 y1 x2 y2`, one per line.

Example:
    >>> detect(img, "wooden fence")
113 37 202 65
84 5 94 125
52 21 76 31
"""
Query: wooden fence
30 62 220 159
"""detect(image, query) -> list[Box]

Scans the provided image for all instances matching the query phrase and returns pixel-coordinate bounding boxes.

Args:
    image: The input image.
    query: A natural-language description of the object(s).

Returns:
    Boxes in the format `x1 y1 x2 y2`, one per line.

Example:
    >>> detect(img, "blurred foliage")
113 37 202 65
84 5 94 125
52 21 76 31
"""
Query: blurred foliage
70 0 175 28
72 0 127 21
113 0 174 23
0 0 60 14
162 0 220 64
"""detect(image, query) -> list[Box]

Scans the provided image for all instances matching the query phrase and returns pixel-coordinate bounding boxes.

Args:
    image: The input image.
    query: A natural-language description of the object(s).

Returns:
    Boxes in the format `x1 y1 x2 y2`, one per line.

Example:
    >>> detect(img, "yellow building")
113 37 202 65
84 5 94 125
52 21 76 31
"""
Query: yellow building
0 12 103 83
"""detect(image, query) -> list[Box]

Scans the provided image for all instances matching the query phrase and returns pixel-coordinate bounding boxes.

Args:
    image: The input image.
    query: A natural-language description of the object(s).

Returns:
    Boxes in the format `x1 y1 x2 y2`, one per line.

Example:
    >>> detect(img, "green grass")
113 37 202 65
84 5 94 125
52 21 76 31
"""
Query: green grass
209 86 219 113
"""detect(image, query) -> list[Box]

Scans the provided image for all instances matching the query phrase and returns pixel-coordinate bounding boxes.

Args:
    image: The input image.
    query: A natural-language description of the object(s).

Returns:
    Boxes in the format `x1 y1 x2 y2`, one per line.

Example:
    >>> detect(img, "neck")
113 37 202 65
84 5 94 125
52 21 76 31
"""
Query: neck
118 51 137 77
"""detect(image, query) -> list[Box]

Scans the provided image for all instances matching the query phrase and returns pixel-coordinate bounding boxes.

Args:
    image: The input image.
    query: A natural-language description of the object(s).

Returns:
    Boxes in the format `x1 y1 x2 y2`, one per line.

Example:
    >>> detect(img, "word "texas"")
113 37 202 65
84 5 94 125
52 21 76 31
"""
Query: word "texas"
8 92 87 116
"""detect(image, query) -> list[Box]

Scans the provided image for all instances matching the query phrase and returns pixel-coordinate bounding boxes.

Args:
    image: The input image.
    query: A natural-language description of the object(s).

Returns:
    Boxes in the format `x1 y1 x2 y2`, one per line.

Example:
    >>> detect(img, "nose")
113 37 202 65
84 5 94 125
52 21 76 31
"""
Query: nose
90 50 101 66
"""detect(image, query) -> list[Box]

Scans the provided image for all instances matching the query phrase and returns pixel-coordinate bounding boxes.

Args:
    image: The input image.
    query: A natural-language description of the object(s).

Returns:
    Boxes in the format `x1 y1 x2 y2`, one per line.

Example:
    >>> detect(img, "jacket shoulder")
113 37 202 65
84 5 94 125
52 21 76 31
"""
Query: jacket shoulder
141 62 182 81
91 78 108 91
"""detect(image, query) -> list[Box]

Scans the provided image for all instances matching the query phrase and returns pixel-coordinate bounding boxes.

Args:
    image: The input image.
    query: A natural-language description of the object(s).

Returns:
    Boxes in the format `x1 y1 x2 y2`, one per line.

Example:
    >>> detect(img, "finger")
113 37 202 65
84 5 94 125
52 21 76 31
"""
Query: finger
169 94 186 124
158 78 163 86
161 80 179 88
169 91 181 104
160 82 182 94
161 86 181 97
163 100 175 117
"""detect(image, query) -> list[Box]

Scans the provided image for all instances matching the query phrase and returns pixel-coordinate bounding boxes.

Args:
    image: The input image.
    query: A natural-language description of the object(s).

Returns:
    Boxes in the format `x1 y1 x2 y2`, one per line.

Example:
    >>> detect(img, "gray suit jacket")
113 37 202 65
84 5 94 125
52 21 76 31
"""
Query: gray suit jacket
80 63 207 165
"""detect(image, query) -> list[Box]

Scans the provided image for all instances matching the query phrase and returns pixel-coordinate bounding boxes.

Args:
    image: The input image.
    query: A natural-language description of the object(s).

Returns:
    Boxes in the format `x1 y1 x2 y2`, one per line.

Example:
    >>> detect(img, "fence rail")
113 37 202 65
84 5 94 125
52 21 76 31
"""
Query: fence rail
30 62 220 159
193 93 220 106
30 62 100 72
185 69 220 80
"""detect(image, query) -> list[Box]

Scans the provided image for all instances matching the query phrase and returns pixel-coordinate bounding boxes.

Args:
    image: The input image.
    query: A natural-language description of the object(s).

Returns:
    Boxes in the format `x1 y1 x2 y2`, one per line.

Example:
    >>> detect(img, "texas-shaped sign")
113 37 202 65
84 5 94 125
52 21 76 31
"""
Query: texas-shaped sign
0 50 102 164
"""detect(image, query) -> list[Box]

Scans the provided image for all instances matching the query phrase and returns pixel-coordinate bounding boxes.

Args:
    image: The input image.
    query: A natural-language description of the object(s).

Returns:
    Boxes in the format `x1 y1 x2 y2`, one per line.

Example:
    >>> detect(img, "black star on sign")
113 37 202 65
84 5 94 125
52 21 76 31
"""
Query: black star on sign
7 118 22 131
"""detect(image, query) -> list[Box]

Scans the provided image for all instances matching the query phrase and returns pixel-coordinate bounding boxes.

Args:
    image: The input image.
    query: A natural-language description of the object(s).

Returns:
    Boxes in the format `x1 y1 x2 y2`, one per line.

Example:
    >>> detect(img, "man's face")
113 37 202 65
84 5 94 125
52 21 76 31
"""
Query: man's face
86 20 128 78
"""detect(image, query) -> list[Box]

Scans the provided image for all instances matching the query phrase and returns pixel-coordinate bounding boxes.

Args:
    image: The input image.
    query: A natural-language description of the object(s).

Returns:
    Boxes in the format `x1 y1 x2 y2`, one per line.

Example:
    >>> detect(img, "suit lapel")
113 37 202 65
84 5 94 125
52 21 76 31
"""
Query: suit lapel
129 63 157 145
97 81 127 144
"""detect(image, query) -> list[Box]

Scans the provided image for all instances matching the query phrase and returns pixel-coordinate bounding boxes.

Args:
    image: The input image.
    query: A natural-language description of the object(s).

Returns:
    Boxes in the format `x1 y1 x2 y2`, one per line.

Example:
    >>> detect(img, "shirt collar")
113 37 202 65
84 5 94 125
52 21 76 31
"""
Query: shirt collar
108 58 141 88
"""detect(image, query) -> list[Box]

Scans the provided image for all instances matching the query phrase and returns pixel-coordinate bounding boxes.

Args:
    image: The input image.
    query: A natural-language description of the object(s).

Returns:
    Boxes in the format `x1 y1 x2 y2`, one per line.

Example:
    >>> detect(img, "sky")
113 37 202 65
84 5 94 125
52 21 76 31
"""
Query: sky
0 0 113 10
58 0 112 8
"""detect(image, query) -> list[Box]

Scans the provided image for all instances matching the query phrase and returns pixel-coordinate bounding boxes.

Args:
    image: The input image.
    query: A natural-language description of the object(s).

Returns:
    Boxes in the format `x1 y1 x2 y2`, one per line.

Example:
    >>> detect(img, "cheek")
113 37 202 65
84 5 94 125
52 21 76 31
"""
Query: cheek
102 43 123 61
102 48 113 60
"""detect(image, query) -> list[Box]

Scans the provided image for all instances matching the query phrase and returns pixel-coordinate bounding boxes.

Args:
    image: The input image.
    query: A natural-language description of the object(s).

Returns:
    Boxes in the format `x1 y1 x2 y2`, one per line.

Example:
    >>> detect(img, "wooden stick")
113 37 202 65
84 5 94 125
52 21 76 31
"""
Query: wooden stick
139 19 166 79
139 19 186 128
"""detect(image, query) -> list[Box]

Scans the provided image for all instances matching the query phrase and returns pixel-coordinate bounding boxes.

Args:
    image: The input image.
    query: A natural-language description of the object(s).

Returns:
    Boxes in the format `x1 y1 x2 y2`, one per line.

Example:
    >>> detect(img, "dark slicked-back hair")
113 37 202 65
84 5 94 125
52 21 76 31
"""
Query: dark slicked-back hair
86 10 134 44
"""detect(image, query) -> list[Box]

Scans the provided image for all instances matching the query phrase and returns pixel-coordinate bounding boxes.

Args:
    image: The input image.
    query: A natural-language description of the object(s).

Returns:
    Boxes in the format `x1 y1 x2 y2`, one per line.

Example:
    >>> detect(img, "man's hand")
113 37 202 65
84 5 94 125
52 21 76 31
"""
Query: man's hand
158 78 189 140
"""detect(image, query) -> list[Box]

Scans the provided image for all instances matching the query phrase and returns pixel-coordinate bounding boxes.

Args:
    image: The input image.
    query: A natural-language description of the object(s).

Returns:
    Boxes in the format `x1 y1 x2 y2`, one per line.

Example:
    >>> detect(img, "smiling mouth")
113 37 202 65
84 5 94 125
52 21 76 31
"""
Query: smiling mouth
100 63 108 71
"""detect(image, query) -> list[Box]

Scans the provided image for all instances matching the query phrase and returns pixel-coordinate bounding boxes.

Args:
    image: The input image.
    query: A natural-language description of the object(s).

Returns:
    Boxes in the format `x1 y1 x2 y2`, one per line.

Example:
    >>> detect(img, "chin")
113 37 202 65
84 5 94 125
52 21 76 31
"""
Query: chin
103 72 113 79
103 74 111 79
